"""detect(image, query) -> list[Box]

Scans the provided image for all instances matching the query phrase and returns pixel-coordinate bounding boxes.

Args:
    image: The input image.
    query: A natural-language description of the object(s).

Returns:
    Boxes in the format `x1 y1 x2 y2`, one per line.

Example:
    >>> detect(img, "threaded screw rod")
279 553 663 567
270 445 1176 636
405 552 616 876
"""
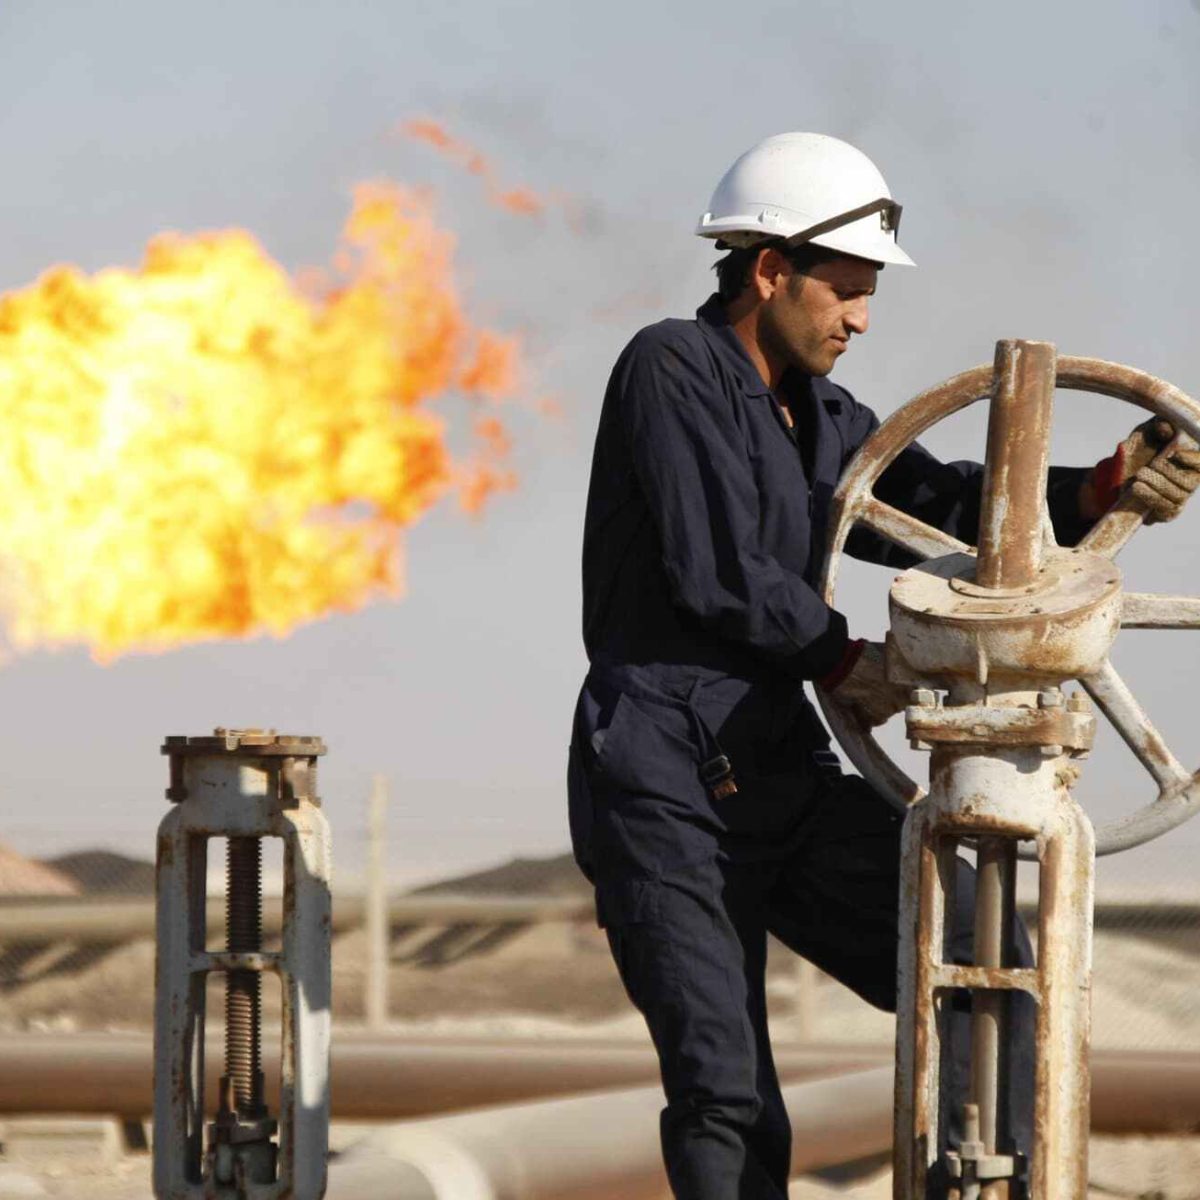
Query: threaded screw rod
225 836 263 1116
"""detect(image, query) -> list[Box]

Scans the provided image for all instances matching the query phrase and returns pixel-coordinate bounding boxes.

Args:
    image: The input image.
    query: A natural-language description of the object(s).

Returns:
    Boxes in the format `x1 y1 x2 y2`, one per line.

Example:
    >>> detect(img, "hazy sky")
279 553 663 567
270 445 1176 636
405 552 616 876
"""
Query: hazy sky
0 0 1198 891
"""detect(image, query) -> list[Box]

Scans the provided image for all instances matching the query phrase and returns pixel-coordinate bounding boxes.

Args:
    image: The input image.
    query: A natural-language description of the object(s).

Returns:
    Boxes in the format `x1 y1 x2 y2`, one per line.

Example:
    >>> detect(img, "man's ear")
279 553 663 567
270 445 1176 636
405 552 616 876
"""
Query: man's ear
752 247 788 300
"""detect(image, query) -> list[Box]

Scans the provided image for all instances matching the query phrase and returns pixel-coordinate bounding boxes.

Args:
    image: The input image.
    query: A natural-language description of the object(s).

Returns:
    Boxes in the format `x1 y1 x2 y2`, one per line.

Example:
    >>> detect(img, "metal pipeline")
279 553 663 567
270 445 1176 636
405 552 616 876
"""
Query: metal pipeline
0 1033 878 1120
1 1034 1197 1132
326 1067 896 1200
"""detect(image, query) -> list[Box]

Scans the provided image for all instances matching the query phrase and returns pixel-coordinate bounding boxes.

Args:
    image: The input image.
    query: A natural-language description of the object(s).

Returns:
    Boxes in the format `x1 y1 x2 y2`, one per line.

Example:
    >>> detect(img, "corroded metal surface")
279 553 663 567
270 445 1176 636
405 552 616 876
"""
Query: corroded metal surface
1079 661 1200 854
816 349 1200 855
894 743 1096 1199
833 342 1200 1199
155 731 331 1200
905 701 1095 751
968 836 1014 1194
1120 592 1200 627
860 497 972 562
1030 802 1094 1198
1083 660 1188 791
889 549 1121 687
976 341 1056 591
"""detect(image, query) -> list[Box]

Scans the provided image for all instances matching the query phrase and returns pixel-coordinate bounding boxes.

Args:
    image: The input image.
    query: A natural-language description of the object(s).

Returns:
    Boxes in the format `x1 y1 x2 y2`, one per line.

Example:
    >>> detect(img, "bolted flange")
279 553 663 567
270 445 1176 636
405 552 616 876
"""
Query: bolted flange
889 548 1121 686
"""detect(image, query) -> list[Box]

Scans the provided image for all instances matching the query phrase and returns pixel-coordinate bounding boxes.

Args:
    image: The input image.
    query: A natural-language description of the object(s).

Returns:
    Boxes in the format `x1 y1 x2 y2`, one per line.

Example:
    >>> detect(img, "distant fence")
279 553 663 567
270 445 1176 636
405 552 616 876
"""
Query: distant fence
0 893 591 943
2 888 1199 1049
2 890 1190 943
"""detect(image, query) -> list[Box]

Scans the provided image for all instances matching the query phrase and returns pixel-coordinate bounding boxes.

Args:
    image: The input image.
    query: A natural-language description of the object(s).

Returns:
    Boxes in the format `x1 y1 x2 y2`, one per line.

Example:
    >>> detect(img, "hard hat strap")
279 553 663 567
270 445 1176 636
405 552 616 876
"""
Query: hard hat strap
785 198 902 247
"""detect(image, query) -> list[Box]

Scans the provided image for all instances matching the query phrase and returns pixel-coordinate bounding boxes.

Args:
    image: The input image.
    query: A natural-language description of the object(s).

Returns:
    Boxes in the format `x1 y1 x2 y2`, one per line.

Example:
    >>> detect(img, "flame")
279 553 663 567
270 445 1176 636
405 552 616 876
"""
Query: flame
399 118 546 217
0 182 520 661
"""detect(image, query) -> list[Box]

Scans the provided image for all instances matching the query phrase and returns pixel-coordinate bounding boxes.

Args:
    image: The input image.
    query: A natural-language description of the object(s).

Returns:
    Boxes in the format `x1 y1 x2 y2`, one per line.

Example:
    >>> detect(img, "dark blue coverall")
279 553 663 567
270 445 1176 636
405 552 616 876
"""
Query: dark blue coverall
568 295 1092 1200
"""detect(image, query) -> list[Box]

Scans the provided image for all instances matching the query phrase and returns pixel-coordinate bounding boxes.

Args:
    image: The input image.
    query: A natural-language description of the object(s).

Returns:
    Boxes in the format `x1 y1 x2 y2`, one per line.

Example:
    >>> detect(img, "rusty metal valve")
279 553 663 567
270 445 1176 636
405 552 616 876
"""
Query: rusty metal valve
817 348 1200 855
945 1104 1019 1200
815 342 1200 1198
154 729 331 1200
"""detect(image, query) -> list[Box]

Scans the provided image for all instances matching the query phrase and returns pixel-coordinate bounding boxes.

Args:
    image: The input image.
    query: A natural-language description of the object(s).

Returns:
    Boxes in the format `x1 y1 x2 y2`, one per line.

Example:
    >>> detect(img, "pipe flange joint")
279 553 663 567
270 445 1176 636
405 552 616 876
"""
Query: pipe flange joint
905 703 1095 752
161 729 327 758
161 728 327 804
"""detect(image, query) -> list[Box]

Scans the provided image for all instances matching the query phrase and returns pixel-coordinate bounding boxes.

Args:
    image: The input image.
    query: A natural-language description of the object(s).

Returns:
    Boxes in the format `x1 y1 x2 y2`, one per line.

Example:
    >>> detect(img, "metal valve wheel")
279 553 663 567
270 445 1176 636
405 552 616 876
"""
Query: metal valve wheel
816 354 1200 856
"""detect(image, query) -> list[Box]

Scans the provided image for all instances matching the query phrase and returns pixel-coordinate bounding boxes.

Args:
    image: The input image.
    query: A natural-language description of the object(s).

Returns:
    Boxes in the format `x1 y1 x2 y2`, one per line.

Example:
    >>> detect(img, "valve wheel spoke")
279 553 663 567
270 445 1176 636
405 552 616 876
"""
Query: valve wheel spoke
857 496 973 561
1040 504 1059 549
1076 494 1151 560
1120 593 1200 629
1080 659 1190 794
821 351 1200 856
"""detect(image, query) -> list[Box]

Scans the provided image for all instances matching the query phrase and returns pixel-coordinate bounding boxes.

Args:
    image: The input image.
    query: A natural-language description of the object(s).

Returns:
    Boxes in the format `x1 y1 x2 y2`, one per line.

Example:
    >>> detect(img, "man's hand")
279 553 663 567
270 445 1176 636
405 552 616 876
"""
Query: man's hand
1080 418 1200 522
1131 441 1200 523
820 639 910 728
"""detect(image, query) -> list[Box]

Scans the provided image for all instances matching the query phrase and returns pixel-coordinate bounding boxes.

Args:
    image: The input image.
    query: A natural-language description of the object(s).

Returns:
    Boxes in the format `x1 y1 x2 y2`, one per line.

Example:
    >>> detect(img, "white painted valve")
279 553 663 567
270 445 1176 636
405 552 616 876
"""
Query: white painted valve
154 729 331 1200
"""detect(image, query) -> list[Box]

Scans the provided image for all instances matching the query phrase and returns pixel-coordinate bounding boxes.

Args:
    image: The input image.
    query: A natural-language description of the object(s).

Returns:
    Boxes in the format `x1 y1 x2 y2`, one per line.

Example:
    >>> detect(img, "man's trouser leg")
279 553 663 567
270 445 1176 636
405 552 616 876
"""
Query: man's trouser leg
765 773 1036 1192
600 860 791 1200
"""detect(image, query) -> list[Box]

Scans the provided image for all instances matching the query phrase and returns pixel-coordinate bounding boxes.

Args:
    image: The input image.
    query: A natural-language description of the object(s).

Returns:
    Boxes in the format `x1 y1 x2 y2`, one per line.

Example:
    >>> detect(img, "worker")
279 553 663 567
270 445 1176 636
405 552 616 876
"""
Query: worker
567 131 1200 1200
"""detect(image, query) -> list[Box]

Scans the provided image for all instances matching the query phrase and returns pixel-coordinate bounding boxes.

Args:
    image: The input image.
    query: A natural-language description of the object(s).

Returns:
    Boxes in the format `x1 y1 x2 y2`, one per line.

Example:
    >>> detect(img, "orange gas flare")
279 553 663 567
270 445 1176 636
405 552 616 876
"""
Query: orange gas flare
399 118 546 217
0 182 520 661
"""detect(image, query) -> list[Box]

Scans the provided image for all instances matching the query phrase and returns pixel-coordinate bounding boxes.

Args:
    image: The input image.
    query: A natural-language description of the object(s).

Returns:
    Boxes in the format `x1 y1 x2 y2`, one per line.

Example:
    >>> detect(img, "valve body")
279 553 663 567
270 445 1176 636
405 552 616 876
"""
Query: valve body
154 729 331 1200
892 342 1107 1198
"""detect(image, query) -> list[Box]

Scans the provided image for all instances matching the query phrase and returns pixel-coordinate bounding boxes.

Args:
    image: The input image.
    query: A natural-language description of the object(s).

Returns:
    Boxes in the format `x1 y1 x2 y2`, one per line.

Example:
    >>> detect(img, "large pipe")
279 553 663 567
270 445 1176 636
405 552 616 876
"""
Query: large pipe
326 1067 896 1200
0 1033 880 1120
0 1034 1197 1133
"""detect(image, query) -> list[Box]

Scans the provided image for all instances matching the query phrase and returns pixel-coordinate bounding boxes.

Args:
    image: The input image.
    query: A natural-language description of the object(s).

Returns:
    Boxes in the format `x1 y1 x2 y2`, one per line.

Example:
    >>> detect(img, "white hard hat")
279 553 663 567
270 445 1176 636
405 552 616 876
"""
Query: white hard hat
695 132 914 267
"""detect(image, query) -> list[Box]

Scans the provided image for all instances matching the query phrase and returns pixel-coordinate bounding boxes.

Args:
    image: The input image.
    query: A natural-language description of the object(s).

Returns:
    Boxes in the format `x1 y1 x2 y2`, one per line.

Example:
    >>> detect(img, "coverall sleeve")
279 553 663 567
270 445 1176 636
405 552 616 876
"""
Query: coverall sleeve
839 395 1092 569
618 332 850 680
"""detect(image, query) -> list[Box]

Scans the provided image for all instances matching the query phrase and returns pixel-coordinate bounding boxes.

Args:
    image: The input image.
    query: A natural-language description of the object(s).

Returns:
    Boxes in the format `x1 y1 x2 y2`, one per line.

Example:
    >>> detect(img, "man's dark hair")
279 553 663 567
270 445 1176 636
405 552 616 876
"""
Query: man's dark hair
712 240 845 302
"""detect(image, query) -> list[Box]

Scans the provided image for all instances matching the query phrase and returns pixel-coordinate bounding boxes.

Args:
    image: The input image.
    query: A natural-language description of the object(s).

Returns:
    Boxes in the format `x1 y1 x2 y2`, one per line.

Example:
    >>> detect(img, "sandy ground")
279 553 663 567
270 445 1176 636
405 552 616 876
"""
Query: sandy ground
3 918 1200 1195
2 1135 1200 1198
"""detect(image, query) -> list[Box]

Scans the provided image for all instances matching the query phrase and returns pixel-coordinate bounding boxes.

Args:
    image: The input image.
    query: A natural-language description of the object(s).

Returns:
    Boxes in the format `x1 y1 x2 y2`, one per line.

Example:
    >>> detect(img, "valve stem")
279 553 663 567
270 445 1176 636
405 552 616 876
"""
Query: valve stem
225 836 264 1117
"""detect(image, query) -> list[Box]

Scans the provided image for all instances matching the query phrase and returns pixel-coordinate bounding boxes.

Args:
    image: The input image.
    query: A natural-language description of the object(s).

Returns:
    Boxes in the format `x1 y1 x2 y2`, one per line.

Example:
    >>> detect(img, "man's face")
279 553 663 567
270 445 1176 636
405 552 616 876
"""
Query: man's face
758 253 878 378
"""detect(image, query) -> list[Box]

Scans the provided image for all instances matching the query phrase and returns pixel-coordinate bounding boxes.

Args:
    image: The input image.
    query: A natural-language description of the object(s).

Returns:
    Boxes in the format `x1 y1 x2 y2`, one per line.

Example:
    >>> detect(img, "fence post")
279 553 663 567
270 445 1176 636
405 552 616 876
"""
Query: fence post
795 958 819 1042
365 774 389 1031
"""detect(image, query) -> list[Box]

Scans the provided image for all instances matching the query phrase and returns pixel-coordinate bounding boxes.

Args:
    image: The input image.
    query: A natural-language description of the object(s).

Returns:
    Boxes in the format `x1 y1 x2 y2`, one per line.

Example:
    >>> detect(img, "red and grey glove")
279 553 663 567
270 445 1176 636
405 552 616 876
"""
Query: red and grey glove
1083 419 1200 523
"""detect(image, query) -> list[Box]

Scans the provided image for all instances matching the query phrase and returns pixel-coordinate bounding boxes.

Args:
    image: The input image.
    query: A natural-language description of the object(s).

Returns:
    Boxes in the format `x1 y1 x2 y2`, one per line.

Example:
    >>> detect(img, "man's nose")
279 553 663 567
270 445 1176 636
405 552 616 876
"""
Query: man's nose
845 298 869 336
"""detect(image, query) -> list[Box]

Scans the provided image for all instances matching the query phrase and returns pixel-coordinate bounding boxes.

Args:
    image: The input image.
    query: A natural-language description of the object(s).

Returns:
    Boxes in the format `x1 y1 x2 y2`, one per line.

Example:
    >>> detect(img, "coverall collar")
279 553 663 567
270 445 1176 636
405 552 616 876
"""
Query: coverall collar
695 294 811 402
